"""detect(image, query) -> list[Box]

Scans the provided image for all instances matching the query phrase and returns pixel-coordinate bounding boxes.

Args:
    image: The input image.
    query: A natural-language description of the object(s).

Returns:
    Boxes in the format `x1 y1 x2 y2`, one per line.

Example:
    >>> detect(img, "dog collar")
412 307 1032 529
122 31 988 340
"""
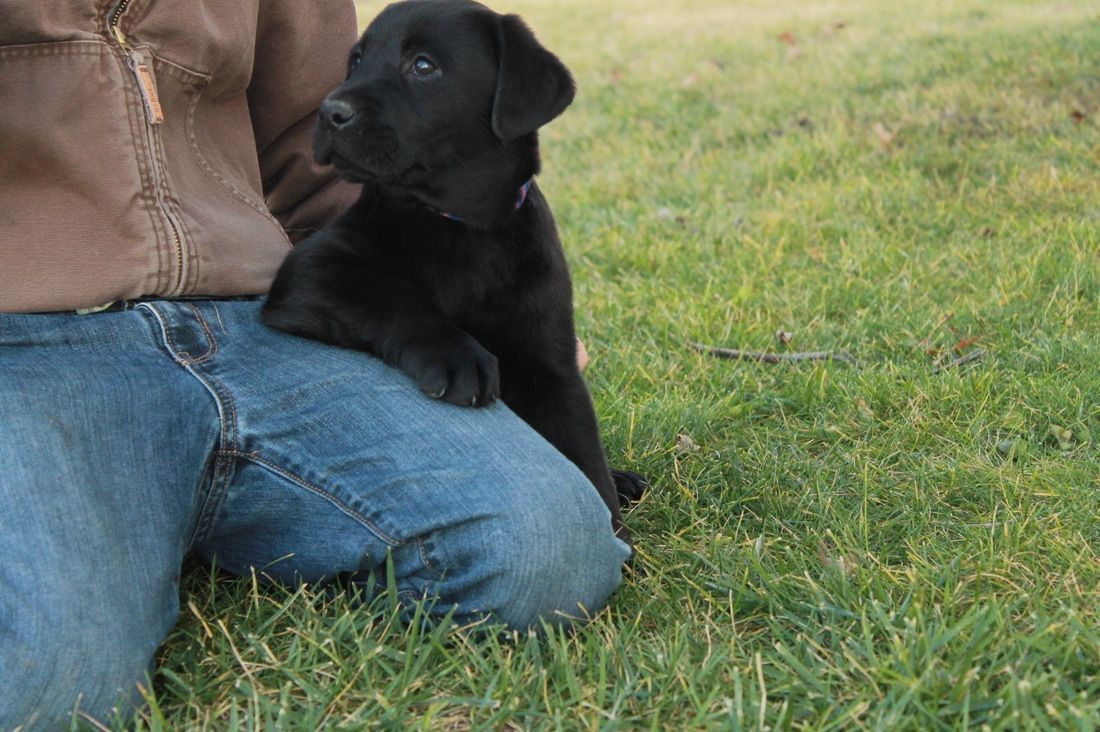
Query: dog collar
440 178 533 222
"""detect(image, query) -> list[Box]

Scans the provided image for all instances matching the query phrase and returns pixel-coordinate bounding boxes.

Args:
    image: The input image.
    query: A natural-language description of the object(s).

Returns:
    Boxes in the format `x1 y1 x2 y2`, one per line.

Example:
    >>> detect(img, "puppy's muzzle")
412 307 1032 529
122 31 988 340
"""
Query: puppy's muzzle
320 98 357 130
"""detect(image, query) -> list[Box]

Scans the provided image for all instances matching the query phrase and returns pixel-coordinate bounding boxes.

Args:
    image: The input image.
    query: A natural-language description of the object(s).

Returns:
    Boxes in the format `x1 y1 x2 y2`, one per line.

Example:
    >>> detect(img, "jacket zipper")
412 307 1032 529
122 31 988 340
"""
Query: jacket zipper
110 0 188 296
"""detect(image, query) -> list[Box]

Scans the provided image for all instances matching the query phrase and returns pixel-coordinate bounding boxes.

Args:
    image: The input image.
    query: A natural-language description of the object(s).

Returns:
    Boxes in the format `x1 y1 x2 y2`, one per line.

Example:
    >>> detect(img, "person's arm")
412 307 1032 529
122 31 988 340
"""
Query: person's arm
248 0 361 241
576 337 589 372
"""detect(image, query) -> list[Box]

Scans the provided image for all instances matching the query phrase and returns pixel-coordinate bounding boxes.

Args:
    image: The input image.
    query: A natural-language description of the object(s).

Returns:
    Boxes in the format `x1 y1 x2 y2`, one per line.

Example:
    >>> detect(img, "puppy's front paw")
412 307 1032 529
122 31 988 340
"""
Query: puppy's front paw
401 335 500 407
612 469 648 509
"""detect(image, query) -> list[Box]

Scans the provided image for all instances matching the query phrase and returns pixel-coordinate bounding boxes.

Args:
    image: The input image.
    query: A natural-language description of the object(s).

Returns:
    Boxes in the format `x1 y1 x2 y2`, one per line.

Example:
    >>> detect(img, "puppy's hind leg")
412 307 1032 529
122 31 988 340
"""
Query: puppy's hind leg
502 375 632 549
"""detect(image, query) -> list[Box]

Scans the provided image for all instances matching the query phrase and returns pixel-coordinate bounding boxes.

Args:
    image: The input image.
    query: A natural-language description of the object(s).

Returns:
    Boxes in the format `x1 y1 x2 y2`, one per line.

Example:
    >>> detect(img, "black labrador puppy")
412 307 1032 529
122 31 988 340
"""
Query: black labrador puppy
262 0 644 546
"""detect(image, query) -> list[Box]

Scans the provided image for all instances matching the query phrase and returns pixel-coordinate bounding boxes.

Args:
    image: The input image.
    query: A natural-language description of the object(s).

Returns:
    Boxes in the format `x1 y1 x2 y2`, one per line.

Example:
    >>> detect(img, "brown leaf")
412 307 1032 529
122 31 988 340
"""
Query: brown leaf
872 122 895 149
954 335 982 353
1070 108 1087 124
777 31 797 47
776 329 794 345
675 433 699 455
817 541 859 576
855 397 874 419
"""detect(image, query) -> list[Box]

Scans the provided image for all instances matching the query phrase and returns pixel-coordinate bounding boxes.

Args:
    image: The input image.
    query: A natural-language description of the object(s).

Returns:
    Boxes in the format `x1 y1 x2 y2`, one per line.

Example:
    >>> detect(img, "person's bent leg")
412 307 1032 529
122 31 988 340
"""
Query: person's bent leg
0 310 219 730
177 300 631 630
202 427 627 629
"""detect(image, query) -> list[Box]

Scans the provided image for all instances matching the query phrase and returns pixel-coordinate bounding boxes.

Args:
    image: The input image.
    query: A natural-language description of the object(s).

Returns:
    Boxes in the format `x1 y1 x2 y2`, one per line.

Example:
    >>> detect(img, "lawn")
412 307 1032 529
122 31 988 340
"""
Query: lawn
134 0 1099 728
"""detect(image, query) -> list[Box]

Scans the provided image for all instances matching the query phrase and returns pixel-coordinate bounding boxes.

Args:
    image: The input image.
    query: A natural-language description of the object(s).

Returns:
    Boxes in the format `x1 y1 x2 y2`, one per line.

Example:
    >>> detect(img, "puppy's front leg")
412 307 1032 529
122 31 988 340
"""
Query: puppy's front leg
264 238 499 407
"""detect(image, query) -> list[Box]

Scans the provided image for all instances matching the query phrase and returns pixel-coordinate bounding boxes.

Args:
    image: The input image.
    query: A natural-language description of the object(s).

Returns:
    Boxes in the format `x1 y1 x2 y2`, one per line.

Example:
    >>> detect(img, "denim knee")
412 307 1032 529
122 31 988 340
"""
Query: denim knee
0 398 191 729
0 593 156 730
428 458 632 630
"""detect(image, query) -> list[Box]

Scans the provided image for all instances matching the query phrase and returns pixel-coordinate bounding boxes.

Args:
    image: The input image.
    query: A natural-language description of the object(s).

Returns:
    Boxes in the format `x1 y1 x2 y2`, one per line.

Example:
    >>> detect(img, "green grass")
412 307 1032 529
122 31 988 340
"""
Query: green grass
133 0 1099 728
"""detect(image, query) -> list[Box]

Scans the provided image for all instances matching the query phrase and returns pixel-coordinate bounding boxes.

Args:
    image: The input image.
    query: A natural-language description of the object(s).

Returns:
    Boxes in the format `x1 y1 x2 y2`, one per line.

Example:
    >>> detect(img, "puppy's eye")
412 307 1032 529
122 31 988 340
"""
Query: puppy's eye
347 51 362 77
411 56 438 77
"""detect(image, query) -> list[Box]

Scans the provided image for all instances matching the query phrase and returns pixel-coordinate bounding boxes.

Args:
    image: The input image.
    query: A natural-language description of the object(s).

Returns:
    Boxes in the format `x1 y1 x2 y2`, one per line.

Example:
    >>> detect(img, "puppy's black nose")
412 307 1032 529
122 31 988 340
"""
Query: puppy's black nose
321 98 357 129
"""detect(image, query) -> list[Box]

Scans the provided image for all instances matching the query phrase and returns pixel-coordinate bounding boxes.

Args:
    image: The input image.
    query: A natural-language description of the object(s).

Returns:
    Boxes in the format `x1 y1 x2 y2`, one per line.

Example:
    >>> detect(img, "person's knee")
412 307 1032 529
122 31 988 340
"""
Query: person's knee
0 485 164 726
435 459 632 630
0 593 156 730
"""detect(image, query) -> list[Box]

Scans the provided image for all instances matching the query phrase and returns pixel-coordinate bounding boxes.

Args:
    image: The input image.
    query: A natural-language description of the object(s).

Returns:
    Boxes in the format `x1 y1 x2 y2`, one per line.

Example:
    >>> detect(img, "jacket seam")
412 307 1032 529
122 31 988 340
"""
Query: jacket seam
158 123 200 295
151 99 197 295
181 80 293 248
0 40 108 58
154 54 212 82
114 0 155 38
138 49 214 295
131 46 198 295
113 42 171 295
95 0 109 36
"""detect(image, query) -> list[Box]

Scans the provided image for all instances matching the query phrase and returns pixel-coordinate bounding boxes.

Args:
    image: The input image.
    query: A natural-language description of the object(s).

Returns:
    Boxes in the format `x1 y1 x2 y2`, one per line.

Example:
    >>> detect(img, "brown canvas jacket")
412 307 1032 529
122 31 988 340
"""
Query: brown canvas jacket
0 0 360 312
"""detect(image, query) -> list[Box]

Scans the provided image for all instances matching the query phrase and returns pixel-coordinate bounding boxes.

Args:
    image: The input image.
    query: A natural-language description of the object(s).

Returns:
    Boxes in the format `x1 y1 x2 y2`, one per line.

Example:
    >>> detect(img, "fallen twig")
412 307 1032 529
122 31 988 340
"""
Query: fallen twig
932 348 985 374
690 342 858 367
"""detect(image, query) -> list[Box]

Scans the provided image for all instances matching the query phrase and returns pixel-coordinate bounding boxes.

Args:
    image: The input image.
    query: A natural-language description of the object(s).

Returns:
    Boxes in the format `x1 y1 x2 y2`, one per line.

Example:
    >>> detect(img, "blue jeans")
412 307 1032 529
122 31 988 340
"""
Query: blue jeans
0 299 629 729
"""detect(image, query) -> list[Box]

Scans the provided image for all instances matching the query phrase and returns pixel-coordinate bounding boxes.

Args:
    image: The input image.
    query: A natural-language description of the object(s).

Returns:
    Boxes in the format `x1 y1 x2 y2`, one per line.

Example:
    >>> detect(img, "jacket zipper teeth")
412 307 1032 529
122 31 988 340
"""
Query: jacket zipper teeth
110 0 187 295
109 0 132 47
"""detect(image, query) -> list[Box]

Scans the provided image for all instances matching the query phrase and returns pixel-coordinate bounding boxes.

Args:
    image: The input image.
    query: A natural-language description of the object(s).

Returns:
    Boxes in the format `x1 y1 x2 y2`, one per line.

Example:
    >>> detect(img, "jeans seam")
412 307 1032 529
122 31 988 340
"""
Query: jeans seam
226 449 401 548
417 536 445 580
181 303 218 365
137 302 238 548
187 378 240 545
141 302 217 365
190 453 236 549
138 304 236 445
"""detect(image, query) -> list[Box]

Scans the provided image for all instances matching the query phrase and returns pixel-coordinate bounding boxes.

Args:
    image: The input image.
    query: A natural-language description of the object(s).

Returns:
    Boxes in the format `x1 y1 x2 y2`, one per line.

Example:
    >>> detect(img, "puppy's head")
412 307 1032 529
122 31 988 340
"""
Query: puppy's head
314 0 574 191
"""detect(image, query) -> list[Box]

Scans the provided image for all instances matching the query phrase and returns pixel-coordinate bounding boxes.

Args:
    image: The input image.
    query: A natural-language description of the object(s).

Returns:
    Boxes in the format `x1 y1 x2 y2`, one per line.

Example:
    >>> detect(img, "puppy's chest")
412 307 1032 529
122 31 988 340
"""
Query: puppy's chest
369 218 530 320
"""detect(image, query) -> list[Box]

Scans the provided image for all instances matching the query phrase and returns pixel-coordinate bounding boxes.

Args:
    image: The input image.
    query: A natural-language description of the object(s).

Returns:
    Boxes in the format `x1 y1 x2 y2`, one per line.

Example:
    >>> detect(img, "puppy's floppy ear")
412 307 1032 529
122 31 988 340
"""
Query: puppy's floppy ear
491 14 576 143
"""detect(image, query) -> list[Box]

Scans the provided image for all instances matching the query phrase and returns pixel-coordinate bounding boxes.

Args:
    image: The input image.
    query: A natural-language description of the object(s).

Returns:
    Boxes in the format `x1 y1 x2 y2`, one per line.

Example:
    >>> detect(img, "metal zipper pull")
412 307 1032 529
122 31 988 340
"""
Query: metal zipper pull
128 49 165 125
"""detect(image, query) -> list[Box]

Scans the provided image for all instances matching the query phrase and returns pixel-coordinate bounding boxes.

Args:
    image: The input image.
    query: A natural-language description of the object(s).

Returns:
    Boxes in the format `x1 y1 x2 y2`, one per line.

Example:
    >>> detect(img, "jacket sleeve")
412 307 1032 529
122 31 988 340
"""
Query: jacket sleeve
248 0 360 242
